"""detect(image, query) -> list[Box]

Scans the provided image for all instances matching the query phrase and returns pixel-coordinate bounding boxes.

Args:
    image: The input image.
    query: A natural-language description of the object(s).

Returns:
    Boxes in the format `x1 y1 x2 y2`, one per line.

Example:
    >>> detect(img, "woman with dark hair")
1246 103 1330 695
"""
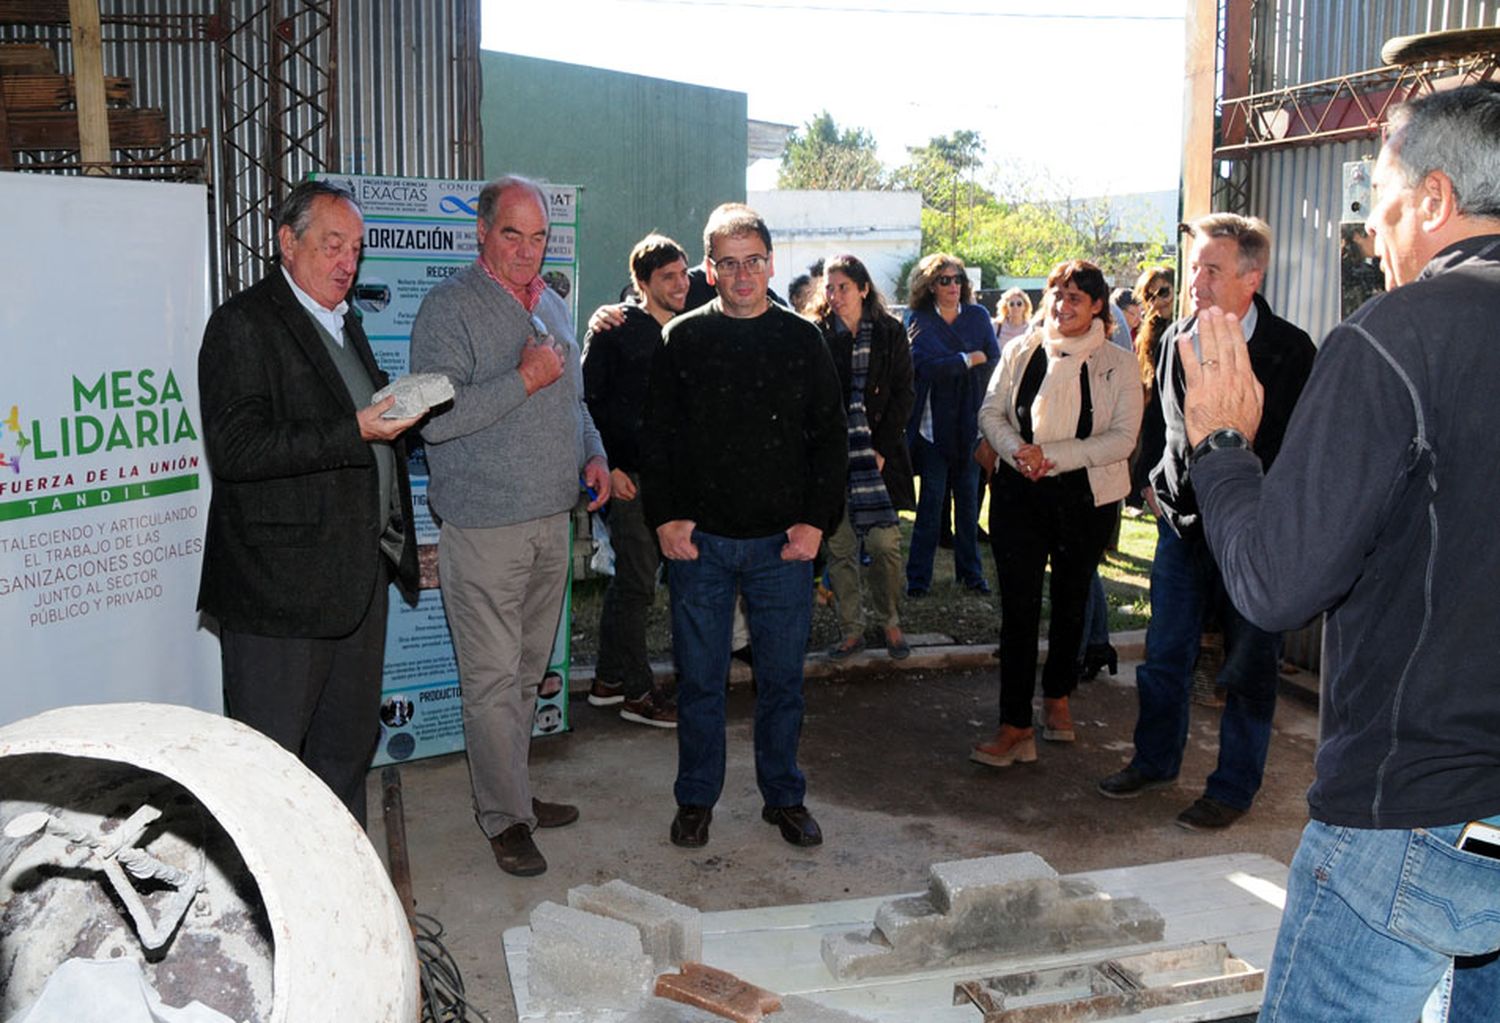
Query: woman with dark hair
904 253 999 598
1133 265 1175 398
971 259 1142 767
814 254 916 660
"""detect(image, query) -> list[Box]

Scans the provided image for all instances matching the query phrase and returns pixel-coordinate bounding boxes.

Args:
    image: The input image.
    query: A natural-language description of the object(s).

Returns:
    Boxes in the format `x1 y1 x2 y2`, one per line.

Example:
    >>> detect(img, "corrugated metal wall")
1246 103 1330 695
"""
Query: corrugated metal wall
1253 0 1500 90
2 0 479 297
1250 137 1376 344
1247 1 1500 343
338 0 479 180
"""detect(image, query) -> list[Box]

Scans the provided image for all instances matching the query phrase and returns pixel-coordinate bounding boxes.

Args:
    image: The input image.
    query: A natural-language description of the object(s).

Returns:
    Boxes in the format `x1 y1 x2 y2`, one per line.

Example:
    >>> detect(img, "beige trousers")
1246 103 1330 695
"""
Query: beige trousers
439 511 569 836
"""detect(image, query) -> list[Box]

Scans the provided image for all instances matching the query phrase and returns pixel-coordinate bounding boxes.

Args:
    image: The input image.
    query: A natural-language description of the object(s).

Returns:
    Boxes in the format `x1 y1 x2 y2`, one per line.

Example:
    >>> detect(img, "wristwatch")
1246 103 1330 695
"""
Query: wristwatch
1190 428 1251 464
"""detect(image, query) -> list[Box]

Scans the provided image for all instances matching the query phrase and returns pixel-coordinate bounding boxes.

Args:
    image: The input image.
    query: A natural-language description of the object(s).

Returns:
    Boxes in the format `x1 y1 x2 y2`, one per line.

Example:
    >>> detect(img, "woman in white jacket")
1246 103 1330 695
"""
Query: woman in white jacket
971 260 1142 767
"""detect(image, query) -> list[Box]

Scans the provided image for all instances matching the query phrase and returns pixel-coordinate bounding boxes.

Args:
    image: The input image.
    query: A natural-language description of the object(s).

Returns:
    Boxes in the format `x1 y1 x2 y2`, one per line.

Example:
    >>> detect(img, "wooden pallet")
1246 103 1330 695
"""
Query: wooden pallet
502 852 1288 1022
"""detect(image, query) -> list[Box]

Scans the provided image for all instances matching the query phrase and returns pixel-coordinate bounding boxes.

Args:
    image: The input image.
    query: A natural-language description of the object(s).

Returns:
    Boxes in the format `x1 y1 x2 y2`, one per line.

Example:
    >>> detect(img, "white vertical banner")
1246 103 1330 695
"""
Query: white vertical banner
0 173 218 725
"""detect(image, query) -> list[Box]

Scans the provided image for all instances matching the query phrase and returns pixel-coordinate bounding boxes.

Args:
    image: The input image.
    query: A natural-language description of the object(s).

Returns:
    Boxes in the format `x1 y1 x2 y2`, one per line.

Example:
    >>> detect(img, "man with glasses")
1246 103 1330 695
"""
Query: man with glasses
640 203 847 850
1098 213 1314 831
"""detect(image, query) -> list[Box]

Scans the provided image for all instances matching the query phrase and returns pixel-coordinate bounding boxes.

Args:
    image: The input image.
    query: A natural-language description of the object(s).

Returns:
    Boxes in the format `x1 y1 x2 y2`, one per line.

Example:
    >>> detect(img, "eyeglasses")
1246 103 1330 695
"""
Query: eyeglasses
709 254 769 277
1006 299 1027 308
1148 286 1174 300
936 274 965 286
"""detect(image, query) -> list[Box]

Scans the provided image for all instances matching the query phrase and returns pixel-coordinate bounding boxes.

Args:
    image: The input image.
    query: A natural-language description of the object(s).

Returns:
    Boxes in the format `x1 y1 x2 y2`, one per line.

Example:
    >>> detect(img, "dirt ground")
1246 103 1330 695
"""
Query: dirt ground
367 658 1320 1021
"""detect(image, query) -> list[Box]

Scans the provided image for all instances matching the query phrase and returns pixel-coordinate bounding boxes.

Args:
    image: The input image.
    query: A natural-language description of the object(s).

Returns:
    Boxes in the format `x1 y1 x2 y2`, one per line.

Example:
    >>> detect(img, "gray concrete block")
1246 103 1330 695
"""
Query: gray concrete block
929 851 1056 914
568 878 702 969
819 928 895 979
821 855 1166 981
528 900 656 1010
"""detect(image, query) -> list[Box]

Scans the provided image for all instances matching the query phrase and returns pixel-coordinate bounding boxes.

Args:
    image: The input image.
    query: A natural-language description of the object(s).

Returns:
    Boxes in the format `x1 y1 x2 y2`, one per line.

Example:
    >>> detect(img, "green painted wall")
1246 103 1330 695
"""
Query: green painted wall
480 51 747 331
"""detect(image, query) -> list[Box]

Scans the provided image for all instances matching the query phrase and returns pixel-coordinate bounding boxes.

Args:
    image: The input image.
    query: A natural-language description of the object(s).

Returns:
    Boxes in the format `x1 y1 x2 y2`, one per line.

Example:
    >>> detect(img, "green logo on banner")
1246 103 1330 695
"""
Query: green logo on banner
0 473 200 522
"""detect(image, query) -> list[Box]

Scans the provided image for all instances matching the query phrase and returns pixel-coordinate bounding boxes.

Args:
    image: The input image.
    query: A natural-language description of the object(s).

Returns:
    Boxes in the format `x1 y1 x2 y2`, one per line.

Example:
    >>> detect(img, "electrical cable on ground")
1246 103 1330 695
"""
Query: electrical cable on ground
415 912 492 1023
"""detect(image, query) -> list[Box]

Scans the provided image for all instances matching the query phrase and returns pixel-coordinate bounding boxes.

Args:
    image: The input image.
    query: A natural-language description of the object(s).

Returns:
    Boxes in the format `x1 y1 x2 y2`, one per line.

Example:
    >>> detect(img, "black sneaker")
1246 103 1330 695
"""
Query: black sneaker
620 691 677 729
670 805 712 847
588 678 625 707
1097 766 1176 799
1176 796 1245 831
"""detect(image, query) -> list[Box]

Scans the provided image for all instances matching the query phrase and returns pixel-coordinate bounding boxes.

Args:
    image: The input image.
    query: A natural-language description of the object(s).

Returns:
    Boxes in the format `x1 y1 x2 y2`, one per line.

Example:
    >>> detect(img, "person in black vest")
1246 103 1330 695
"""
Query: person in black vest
198 180 421 826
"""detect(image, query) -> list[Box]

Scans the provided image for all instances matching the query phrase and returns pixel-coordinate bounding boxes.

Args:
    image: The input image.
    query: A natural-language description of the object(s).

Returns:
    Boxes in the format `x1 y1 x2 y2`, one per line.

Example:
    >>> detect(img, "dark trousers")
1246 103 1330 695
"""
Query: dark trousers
595 474 661 697
220 565 389 827
989 470 1116 729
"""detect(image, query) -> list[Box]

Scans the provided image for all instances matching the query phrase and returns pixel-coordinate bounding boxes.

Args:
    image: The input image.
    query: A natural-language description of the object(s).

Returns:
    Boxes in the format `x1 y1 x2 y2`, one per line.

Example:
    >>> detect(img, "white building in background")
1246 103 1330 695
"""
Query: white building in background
748 190 922 305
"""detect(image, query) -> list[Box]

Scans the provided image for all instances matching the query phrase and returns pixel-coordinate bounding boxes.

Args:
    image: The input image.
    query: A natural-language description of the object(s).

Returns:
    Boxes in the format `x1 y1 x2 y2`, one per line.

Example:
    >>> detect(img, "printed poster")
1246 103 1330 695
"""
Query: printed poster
313 175 582 764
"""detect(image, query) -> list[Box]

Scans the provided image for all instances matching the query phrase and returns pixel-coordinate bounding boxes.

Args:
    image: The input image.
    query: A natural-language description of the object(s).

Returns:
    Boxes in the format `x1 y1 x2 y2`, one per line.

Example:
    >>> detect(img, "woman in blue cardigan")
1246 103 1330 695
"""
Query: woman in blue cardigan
904 253 999 597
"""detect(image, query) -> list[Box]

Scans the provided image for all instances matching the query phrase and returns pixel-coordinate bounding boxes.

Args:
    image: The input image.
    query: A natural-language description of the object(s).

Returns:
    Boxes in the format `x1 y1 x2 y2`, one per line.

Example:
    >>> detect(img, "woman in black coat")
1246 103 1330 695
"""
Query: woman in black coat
816 254 916 660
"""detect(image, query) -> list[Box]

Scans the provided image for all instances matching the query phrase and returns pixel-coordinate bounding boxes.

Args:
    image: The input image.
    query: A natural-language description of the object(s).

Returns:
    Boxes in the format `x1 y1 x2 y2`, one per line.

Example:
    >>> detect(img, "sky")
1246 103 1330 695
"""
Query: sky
479 0 1188 199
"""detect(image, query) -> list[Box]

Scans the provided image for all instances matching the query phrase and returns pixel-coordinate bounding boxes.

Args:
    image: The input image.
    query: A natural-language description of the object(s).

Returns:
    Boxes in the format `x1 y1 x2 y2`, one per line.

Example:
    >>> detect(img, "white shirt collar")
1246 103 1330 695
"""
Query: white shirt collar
281 265 348 346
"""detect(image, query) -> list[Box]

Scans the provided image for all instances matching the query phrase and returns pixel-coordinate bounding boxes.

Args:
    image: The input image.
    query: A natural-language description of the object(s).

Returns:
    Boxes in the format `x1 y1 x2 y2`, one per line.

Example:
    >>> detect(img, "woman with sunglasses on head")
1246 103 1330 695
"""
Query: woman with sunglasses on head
971 259 1142 767
814 254 916 661
903 253 1000 599
992 287 1034 346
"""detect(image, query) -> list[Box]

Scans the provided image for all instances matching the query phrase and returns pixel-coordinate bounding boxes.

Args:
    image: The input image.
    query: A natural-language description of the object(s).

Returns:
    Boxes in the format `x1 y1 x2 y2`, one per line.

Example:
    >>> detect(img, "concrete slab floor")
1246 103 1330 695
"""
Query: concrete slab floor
364 660 1320 1022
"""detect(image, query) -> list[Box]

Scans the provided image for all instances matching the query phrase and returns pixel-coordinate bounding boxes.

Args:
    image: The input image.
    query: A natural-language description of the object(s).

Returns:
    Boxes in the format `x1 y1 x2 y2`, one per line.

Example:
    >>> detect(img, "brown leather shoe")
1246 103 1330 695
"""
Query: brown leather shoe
532 798 579 828
490 822 546 876
1042 697 1075 742
969 724 1037 767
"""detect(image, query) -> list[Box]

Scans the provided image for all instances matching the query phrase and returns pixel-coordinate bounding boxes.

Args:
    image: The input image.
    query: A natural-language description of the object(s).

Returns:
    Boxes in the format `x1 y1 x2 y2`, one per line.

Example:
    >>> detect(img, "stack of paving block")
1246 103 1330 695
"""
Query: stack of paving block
528 878 702 1012
821 852 1166 980
526 879 875 1021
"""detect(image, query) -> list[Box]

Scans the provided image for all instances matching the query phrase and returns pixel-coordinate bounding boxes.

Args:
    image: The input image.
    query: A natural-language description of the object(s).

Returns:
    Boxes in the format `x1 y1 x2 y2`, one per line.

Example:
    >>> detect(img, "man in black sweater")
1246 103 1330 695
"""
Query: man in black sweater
582 234 691 727
641 203 847 849
1098 213 1315 831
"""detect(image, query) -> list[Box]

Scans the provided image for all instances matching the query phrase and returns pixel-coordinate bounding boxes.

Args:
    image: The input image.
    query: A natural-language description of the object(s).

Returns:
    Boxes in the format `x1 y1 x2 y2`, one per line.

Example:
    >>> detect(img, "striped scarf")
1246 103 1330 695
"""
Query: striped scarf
844 318 899 536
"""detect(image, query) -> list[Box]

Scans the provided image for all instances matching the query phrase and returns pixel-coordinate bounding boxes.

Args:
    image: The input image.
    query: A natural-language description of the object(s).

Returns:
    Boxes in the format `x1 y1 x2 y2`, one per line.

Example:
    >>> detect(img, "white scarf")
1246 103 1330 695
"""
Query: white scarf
1028 318 1106 445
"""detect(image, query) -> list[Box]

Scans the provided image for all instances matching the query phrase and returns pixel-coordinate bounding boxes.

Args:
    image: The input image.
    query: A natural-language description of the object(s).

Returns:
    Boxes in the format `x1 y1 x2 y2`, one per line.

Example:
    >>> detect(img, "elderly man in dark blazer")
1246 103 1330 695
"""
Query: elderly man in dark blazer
198 180 420 826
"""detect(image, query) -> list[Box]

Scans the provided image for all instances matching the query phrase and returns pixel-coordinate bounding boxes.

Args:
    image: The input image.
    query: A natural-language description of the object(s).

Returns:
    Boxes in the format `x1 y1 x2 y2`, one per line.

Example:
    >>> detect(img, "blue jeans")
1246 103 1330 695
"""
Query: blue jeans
1079 572 1109 657
906 436 984 591
1261 819 1500 1021
1130 519 1281 809
669 531 813 809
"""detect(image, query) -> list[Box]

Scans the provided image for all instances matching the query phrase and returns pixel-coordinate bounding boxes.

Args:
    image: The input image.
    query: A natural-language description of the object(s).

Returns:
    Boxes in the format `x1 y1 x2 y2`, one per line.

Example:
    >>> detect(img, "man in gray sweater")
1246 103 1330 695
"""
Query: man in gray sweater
411 175 610 877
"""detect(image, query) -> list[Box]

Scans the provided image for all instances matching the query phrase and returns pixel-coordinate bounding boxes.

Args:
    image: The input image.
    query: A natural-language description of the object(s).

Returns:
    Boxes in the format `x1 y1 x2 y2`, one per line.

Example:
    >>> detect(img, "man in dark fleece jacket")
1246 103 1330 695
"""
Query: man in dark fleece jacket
1183 84 1500 1020
641 203 846 851
582 233 691 727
